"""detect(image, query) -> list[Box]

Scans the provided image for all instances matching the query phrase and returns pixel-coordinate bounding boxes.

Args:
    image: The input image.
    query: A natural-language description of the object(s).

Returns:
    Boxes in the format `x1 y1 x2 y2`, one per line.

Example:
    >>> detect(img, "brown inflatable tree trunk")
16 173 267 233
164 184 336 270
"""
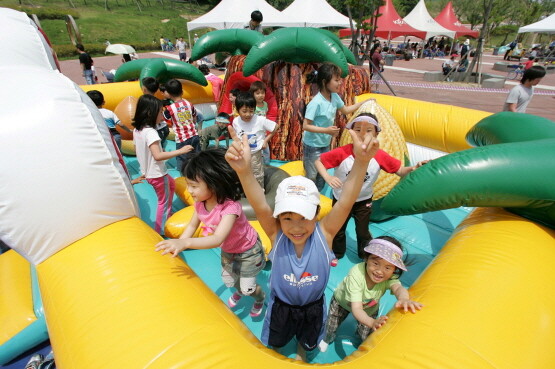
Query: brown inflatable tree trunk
223 55 370 161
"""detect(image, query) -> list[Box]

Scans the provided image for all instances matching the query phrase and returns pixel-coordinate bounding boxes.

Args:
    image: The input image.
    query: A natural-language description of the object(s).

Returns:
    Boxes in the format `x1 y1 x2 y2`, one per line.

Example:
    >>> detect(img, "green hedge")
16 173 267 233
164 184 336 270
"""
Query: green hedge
4 5 79 20
54 42 160 58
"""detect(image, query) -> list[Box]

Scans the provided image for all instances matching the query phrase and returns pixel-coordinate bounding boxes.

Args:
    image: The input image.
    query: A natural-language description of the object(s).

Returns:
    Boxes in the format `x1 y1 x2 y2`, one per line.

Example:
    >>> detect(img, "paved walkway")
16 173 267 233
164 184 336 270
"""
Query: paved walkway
60 50 555 121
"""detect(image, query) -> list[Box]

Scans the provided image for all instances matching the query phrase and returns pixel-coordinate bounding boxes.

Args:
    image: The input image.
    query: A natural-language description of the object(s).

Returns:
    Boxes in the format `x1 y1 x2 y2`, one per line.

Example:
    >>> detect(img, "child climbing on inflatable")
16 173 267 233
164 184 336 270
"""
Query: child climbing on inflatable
303 63 370 191
315 113 428 259
154 148 266 317
86 90 131 151
133 94 193 234
318 236 423 352
225 124 378 362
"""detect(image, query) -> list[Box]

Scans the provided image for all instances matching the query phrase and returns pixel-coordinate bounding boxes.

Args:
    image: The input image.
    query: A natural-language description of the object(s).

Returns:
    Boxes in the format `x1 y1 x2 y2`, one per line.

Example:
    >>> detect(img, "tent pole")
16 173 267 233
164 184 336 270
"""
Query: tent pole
187 29 192 53
369 58 396 96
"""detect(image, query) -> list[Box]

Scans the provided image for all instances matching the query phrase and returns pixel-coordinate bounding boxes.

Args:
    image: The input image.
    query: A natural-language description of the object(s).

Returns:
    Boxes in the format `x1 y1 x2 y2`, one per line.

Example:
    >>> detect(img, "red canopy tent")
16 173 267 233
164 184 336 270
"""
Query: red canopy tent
338 0 426 39
434 1 479 39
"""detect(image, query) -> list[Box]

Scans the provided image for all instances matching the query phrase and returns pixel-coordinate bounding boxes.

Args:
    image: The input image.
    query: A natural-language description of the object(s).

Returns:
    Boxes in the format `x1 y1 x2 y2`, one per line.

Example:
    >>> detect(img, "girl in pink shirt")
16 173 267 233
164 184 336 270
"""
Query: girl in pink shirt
155 148 266 317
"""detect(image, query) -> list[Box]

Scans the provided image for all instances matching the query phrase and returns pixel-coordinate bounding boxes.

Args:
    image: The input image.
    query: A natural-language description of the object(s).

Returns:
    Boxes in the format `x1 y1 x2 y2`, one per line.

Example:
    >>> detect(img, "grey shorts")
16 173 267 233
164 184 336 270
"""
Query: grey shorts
221 237 265 280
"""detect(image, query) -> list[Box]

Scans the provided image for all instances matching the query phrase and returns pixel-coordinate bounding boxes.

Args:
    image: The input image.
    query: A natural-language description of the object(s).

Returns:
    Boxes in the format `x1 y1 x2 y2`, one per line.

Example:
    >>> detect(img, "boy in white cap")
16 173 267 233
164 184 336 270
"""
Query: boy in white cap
225 125 379 362
315 113 427 260
319 236 423 352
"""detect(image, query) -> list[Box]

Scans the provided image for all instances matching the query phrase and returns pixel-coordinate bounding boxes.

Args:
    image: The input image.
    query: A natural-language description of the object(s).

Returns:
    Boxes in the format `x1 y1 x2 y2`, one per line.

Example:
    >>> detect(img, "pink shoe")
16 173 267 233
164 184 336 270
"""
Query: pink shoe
250 301 265 317
227 292 242 308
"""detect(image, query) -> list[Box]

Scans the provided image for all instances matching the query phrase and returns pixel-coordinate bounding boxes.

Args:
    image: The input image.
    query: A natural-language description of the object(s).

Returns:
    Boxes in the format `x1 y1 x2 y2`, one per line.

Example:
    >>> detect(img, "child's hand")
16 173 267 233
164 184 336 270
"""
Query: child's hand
415 160 429 169
262 141 268 149
326 176 343 189
155 239 188 257
395 298 423 313
131 175 145 185
178 145 194 155
350 128 379 162
327 126 340 137
225 126 251 174
372 315 389 331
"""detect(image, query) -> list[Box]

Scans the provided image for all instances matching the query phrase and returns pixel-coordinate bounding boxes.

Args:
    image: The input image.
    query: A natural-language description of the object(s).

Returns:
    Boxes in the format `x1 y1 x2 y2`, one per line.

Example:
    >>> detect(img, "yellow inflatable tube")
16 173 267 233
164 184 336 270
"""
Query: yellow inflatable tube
37 211 555 368
357 93 492 153
80 80 215 111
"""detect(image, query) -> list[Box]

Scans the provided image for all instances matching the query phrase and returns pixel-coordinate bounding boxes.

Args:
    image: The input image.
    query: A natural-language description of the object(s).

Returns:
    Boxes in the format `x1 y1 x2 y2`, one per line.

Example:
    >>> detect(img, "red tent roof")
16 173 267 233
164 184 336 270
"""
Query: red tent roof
339 0 426 39
434 1 479 39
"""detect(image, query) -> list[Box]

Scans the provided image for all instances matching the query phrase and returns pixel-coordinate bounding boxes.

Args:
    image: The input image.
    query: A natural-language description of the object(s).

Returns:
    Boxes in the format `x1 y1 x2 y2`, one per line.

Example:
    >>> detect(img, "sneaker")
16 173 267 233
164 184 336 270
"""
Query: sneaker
250 301 264 317
227 292 242 308
25 354 44 369
318 340 329 352
330 258 338 267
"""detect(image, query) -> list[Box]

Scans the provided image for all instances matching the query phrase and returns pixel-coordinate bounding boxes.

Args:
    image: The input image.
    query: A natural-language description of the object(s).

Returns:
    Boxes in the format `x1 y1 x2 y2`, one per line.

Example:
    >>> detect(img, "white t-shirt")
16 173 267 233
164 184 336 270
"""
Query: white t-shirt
176 40 186 53
232 115 276 153
133 127 167 179
99 108 120 130
503 84 534 113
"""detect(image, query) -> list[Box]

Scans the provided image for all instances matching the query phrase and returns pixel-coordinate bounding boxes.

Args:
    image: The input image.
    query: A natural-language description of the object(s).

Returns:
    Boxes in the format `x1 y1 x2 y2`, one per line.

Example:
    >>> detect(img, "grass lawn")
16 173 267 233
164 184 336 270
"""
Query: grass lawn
1 0 211 46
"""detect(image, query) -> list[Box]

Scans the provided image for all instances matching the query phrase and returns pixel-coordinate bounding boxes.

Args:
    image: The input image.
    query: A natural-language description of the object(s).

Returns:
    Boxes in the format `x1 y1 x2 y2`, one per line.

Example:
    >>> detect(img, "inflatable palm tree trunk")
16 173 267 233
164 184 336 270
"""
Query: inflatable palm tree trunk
224 55 370 161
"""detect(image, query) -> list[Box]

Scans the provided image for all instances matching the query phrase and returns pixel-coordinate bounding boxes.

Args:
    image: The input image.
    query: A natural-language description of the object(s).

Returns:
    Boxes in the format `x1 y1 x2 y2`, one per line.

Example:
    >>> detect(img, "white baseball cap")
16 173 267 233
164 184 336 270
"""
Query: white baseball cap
273 176 320 220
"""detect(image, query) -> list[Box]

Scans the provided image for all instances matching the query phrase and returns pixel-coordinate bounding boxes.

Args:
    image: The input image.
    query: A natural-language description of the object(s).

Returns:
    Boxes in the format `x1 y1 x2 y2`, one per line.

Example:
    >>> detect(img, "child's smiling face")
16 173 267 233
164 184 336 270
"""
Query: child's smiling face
365 255 395 285
278 212 317 248
238 106 255 122
253 89 265 104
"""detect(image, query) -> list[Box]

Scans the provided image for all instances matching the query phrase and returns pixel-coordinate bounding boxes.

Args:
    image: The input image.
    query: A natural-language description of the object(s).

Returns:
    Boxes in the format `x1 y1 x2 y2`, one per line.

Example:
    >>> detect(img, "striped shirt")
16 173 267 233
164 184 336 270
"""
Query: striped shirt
163 99 198 143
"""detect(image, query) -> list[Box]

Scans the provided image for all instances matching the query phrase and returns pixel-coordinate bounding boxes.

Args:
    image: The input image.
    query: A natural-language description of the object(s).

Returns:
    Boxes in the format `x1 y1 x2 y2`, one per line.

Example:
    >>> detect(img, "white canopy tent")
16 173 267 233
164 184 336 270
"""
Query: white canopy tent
279 0 350 28
403 0 456 39
187 0 296 31
518 13 555 33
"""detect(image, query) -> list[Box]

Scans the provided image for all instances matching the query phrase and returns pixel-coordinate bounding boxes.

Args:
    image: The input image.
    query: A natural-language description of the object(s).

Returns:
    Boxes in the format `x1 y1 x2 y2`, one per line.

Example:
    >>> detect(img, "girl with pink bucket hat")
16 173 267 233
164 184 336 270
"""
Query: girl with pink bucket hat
319 236 423 352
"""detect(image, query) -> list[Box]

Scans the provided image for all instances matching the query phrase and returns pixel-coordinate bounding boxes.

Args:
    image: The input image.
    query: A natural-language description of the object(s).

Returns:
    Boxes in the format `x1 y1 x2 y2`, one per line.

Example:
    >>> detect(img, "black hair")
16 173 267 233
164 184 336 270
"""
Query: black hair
230 88 241 97
163 79 183 97
306 63 341 91
132 94 162 130
76 43 85 51
235 91 256 111
86 90 104 107
521 66 546 84
142 77 159 94
363 236 405 279
251 10 263 23
216 112 231 120
198 64 210 75
184 148 243 203
249 80 266 93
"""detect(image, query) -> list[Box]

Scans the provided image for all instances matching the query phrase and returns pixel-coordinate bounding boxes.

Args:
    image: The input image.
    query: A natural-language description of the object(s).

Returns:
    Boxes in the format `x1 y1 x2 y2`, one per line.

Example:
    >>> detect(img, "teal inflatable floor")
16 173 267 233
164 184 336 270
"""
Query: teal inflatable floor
124 137 471 364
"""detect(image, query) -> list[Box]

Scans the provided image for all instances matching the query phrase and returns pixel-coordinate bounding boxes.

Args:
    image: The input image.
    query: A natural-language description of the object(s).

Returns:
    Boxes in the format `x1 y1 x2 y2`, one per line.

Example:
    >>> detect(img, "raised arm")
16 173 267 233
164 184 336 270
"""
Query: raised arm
225 127 278 240
338 98 372 116
320 130 379 243
396 160 429 177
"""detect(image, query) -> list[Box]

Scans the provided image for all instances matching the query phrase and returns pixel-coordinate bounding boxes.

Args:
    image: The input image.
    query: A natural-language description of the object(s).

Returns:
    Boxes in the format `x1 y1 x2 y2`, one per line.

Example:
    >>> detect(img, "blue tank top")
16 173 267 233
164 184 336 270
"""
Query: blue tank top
267 223 335 306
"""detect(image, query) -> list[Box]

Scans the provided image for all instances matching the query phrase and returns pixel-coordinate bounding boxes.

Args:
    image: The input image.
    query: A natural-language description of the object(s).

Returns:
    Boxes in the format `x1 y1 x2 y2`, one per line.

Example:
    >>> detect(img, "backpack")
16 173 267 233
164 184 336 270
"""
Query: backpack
509 41 517 49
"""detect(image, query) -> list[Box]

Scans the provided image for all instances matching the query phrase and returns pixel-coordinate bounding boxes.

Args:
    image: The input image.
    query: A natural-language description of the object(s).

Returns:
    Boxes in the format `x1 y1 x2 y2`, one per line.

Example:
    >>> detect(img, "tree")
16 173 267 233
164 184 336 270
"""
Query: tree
395 0 418 16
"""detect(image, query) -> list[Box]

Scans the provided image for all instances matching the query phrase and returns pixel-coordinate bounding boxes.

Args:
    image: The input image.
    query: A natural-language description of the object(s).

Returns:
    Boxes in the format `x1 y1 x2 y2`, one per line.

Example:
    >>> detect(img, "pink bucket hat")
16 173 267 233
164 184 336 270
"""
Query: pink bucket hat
364 238 407 271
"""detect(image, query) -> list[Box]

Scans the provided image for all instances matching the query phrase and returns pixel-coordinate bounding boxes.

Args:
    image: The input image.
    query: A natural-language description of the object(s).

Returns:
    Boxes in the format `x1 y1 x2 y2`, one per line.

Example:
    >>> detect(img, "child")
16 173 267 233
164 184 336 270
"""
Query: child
303 63 370 191
524 56 535 70
232 92 277 188
249 81 271 164
199 64 223 102
249 81 268 117
86 90 131 151
315 113 427 259
199 112 231 150
319 236 423 352
155 148 266 316
142 77 170 149
133 94 193 234
229 88 240 118
162 79 200 172
503 66 546 113
225 125 379 362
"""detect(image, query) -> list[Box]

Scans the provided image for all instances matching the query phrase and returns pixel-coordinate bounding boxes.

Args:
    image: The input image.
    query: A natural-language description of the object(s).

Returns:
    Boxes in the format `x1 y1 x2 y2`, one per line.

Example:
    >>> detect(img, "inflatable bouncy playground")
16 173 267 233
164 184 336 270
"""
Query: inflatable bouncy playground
1 7 555 368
